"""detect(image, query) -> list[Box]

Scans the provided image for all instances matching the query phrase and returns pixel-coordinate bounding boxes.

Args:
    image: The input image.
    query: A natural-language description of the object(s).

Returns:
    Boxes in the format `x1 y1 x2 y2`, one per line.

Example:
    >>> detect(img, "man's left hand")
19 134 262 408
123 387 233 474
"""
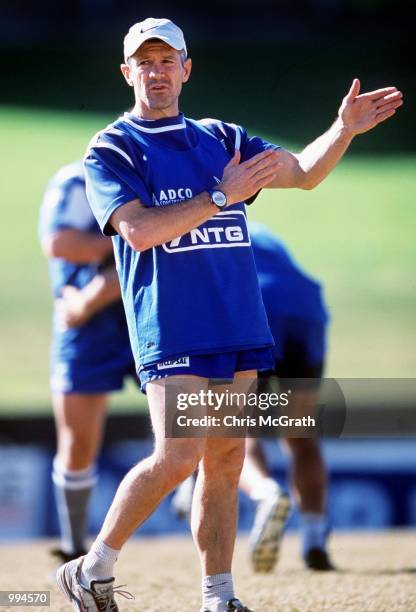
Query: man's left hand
338 78 403 136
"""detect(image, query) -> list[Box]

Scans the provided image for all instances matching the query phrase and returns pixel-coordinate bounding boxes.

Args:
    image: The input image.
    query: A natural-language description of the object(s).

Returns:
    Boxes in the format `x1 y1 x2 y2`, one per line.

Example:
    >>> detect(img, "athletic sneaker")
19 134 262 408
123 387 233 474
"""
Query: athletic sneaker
304 547 335 571
51 547 87 563
249 491 291 573
56 555 134 611
202 599 254 611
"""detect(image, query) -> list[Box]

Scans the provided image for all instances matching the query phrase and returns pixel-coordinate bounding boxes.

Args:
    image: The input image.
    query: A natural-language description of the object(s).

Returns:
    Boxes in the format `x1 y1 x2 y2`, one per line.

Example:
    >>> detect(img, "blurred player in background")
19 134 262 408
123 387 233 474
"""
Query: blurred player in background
240 222 333 573
39 161 136 563
56 15 402 612
173 222 333 572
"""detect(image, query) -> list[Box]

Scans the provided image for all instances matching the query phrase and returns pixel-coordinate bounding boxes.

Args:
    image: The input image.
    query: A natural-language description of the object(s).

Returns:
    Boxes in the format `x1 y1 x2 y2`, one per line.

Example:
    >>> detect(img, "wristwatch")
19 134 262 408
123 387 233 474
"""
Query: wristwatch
208 189 227 210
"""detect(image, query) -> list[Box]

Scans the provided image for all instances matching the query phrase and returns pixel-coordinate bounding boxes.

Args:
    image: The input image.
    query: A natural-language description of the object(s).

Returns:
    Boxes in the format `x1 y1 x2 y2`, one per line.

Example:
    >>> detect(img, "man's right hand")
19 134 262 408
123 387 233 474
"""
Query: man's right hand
108 148 282 252
55 286 90 330
218 149 282 206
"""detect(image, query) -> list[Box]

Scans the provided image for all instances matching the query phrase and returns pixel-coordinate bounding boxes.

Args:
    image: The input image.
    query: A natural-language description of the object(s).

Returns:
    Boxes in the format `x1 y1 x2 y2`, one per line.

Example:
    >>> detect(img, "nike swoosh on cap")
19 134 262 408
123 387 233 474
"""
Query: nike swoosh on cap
140 25 157 33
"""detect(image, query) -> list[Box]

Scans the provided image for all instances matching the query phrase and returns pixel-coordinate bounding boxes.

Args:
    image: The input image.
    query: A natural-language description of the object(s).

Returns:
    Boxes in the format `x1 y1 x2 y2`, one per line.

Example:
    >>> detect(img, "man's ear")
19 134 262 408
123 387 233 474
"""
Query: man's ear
120 63 134 87
182 58 192 84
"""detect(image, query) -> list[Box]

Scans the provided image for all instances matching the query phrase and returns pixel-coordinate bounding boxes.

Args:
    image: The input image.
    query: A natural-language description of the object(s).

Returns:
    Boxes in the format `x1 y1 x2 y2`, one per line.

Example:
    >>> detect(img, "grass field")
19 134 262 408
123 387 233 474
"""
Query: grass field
1 106 415 412
0 532 415 611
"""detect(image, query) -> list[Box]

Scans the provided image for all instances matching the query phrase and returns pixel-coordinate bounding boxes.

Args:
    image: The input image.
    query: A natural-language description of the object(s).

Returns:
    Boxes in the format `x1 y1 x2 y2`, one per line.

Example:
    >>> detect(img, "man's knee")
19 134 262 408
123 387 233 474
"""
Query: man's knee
203 441 245 484
154 441 203 488
59 431 96 467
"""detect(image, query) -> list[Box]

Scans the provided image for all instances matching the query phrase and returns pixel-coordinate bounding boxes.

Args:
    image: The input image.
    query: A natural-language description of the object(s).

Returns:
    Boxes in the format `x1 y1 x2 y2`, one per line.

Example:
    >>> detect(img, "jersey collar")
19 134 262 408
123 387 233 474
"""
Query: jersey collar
122 112 186 134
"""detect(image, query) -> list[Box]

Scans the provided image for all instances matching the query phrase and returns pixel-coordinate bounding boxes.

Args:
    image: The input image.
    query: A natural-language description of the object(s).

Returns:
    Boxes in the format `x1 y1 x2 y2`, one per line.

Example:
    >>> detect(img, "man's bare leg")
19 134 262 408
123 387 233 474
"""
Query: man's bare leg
99 379 206 549
53 393 108 471
278 387 330 566
284 435 331 568
281 388 330 567
191 371 254 611
79 376 207 585
283 437 326 514
192 435 245 575
52 393 107 557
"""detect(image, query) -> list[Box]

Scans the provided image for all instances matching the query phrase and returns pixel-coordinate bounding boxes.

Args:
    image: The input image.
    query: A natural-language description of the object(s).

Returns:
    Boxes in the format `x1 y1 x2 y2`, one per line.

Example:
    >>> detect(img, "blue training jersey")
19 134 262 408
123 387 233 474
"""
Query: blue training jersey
38 161 132 362
85 113 278 368
248 222 329 324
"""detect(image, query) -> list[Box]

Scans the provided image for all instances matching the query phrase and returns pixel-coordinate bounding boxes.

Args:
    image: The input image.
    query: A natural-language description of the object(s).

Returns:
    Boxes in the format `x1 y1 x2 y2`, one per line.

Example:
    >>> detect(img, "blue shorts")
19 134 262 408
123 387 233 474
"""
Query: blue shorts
259 316 327 386
138 347 274 392
50 355 137 394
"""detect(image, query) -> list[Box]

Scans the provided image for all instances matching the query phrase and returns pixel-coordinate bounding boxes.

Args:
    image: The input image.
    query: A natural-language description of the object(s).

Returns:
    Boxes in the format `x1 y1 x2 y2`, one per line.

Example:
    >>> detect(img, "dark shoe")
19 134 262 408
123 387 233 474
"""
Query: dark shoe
50 548 87 563
227 599 254 611
304 547 335 571
202 598 254 611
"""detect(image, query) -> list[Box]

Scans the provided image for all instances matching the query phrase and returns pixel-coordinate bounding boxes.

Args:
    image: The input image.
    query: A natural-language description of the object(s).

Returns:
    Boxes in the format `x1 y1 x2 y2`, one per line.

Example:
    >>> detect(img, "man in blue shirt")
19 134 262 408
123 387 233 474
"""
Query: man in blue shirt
56 17 403 612
39 161 136 563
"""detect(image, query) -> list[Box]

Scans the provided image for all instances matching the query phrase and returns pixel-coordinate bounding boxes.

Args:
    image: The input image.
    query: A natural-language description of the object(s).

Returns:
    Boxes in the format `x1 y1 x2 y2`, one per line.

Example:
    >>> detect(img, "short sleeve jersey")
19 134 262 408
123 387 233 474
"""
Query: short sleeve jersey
85 113 277 367
38 161 132 361
248 222 329 324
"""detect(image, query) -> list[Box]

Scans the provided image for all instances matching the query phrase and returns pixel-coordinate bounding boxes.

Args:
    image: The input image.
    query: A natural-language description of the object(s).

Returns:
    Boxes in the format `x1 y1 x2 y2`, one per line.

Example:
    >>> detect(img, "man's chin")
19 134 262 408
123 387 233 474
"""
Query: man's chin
147 94 174 109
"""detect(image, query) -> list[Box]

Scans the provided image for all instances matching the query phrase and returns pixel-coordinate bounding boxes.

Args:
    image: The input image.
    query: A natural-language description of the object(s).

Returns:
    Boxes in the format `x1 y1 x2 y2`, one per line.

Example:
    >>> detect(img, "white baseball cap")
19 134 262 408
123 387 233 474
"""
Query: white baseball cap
123 18 187 62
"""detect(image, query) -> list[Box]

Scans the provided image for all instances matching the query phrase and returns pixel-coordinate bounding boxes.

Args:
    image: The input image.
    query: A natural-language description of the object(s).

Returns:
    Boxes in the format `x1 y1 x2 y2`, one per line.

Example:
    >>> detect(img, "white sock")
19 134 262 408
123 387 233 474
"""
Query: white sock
301 512 327 556
81 537 119 585
202 573 234 612
250 477 280 502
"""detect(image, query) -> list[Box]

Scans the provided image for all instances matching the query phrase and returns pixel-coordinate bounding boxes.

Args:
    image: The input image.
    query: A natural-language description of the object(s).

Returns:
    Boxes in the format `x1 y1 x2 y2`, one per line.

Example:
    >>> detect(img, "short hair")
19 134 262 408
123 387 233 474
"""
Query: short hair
179 49 187 65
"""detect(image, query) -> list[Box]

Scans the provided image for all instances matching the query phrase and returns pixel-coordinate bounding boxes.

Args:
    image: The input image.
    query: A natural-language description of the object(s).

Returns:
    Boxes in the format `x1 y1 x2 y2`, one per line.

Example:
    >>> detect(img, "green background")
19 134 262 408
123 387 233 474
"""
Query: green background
0 6 414 413
1 104 414 413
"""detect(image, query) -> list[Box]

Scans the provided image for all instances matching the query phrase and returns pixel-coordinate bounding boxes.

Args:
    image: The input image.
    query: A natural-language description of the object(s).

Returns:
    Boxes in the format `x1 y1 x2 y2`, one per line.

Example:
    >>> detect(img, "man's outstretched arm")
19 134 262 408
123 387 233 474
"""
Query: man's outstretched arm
266 78 403 190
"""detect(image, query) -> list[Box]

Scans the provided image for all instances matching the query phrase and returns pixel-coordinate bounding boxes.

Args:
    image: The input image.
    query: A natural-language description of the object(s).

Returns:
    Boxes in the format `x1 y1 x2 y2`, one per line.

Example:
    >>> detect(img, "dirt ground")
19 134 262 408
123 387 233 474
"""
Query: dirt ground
0 531 415 611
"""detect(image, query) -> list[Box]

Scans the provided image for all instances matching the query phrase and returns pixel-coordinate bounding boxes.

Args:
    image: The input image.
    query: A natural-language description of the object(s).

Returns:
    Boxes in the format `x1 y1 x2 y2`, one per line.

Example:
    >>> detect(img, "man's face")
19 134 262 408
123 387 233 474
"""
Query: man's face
121 40 192 119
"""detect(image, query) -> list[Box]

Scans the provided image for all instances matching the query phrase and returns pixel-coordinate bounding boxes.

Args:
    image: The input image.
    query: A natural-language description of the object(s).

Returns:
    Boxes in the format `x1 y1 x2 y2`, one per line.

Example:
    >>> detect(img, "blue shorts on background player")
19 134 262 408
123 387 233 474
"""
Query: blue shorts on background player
39 161 136 563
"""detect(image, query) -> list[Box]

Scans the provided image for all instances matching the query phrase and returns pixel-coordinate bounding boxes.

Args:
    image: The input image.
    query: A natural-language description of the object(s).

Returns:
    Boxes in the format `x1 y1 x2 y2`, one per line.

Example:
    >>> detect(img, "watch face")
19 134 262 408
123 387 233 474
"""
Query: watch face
212 190 227 207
